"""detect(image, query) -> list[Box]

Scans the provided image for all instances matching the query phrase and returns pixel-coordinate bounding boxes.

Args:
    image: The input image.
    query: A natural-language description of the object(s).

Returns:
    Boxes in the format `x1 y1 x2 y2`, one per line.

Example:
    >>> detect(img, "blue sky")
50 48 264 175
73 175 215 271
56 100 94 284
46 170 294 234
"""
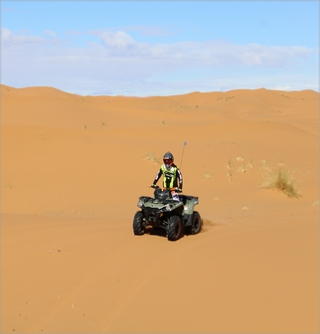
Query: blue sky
1 1 319 96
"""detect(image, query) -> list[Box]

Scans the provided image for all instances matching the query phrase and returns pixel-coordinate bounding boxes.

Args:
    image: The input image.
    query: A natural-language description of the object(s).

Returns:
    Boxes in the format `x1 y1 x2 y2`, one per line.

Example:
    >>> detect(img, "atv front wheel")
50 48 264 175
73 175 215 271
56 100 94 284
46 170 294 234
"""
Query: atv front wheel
133 211 145 235
190 211 202 234
167 215 183 241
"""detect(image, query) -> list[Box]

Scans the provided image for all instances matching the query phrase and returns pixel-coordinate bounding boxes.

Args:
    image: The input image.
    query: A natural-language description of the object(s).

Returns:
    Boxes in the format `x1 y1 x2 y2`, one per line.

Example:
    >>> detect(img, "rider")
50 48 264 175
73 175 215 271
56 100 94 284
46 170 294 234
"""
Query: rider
151 151 183 201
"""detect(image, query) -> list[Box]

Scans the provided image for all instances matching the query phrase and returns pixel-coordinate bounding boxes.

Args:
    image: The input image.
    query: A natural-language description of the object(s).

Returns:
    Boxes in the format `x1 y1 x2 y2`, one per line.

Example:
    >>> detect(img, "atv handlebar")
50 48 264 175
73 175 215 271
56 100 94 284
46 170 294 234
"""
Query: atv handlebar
150 185 182 193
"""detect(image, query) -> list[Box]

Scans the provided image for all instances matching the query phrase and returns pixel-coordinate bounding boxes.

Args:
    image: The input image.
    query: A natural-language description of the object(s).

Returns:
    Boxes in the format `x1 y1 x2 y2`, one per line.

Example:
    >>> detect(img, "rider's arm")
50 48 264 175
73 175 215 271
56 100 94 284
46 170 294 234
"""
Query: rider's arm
177 168 183 190
153 168 163 185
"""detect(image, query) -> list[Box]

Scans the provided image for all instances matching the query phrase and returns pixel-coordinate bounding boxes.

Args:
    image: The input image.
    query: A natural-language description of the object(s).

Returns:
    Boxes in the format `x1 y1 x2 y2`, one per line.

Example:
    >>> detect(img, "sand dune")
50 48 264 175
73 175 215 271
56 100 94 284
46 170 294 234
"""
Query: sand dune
1 85 319 333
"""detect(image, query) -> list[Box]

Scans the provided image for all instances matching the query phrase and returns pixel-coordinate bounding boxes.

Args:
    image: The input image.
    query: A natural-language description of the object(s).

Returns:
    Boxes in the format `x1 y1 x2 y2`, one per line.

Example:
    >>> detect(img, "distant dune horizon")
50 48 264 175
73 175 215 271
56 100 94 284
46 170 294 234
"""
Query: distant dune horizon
2 83 319 98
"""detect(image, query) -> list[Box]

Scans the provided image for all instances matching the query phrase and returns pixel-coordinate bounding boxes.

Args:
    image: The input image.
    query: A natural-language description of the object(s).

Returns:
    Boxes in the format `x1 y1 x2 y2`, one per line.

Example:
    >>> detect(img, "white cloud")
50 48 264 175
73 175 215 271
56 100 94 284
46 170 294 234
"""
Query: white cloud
44 30 58 39
1 28 317 96
1 28 13 41
1 27 58 47
99 31 137 50
86 30 315 66
238 44 313 67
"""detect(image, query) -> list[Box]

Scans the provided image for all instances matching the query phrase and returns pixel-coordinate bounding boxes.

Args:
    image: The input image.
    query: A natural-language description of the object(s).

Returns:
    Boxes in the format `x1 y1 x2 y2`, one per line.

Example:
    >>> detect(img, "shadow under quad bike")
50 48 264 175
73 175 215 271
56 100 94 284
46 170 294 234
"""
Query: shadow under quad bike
133 186 202 241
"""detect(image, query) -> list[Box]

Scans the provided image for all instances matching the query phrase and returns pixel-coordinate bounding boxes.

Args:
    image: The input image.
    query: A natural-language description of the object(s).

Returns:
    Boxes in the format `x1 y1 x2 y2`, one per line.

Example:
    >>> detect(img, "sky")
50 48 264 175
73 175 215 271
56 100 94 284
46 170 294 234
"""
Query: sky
1 1 319 96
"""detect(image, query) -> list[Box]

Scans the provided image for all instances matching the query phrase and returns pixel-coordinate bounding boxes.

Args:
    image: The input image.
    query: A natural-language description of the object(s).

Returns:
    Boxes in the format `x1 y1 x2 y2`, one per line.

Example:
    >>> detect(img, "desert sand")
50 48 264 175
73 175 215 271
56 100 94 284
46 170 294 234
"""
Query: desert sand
1 84 319 333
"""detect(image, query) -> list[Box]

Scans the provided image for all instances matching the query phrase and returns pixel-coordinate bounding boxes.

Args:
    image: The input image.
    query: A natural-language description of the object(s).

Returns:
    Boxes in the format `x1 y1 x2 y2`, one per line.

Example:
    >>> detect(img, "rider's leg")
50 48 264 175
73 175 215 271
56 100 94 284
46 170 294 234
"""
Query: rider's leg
171 191 180 201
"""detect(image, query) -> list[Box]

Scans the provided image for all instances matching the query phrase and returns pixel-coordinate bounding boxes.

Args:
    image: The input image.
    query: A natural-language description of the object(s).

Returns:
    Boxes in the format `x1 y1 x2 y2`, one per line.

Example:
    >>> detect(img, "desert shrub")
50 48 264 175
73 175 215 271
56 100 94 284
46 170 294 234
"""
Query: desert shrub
262 168 300 198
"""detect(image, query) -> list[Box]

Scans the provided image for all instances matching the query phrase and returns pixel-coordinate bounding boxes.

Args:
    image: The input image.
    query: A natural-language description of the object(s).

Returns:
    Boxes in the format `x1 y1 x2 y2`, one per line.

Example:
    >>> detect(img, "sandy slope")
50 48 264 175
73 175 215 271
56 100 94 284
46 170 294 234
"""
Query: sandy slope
1 85 319 333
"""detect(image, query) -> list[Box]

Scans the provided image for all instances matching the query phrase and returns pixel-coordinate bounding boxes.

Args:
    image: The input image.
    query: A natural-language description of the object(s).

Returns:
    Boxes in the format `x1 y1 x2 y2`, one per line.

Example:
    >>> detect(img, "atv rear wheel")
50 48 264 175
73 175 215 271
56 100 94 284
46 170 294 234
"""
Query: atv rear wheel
133 211 145 235
167 215 183 241
190 211 202 234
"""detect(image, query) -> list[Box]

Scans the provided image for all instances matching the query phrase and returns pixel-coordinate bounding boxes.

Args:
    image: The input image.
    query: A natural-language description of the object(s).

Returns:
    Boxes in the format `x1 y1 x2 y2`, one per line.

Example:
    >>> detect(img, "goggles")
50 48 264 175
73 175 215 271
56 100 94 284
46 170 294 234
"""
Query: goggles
163 159 173 164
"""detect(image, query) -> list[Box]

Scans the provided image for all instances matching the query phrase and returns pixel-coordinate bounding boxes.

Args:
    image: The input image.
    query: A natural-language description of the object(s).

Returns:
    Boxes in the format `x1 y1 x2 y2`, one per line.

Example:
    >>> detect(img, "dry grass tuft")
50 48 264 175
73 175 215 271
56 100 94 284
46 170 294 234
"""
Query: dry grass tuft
227 159 234 169
262 168 300 198
237 165 247 173
143 152 160 164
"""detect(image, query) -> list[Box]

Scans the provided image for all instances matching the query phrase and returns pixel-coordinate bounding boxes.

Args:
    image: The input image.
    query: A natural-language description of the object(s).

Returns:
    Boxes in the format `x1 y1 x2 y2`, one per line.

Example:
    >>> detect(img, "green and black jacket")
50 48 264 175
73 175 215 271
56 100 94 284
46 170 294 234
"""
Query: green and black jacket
153 164 183 190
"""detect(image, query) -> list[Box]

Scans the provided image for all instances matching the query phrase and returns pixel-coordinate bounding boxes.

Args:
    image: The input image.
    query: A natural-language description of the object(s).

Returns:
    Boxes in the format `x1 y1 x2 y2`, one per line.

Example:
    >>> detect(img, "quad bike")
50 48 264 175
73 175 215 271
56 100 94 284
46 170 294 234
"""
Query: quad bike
133 186 201 241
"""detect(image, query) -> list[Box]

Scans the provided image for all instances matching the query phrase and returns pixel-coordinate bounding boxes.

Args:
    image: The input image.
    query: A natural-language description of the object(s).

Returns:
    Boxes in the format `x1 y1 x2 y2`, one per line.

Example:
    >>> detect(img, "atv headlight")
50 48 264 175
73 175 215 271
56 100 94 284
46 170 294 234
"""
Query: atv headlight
165 204 171 211
137 200 143 208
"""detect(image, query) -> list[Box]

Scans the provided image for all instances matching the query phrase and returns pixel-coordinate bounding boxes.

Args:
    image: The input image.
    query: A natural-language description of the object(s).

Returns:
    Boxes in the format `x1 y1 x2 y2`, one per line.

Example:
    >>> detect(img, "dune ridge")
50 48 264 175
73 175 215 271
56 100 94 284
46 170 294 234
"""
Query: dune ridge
1 84 319 333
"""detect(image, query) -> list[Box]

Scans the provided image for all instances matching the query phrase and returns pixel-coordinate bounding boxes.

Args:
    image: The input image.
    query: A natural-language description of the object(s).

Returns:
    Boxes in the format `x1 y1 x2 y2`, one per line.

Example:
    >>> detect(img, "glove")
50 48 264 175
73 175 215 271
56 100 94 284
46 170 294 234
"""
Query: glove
176 187 182 193
151 184 157 189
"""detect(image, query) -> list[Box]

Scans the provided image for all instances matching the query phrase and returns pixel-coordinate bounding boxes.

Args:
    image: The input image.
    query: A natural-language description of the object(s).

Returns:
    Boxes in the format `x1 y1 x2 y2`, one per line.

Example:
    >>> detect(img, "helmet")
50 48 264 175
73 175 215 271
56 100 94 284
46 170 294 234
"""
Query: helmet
163 151 174 169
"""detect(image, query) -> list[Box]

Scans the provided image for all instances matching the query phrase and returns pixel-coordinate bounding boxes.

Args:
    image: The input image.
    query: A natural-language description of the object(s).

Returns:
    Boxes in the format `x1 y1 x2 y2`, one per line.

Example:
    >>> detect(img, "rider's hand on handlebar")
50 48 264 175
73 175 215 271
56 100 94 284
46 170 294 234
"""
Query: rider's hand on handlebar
151 184 157 189
175 187 182 193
